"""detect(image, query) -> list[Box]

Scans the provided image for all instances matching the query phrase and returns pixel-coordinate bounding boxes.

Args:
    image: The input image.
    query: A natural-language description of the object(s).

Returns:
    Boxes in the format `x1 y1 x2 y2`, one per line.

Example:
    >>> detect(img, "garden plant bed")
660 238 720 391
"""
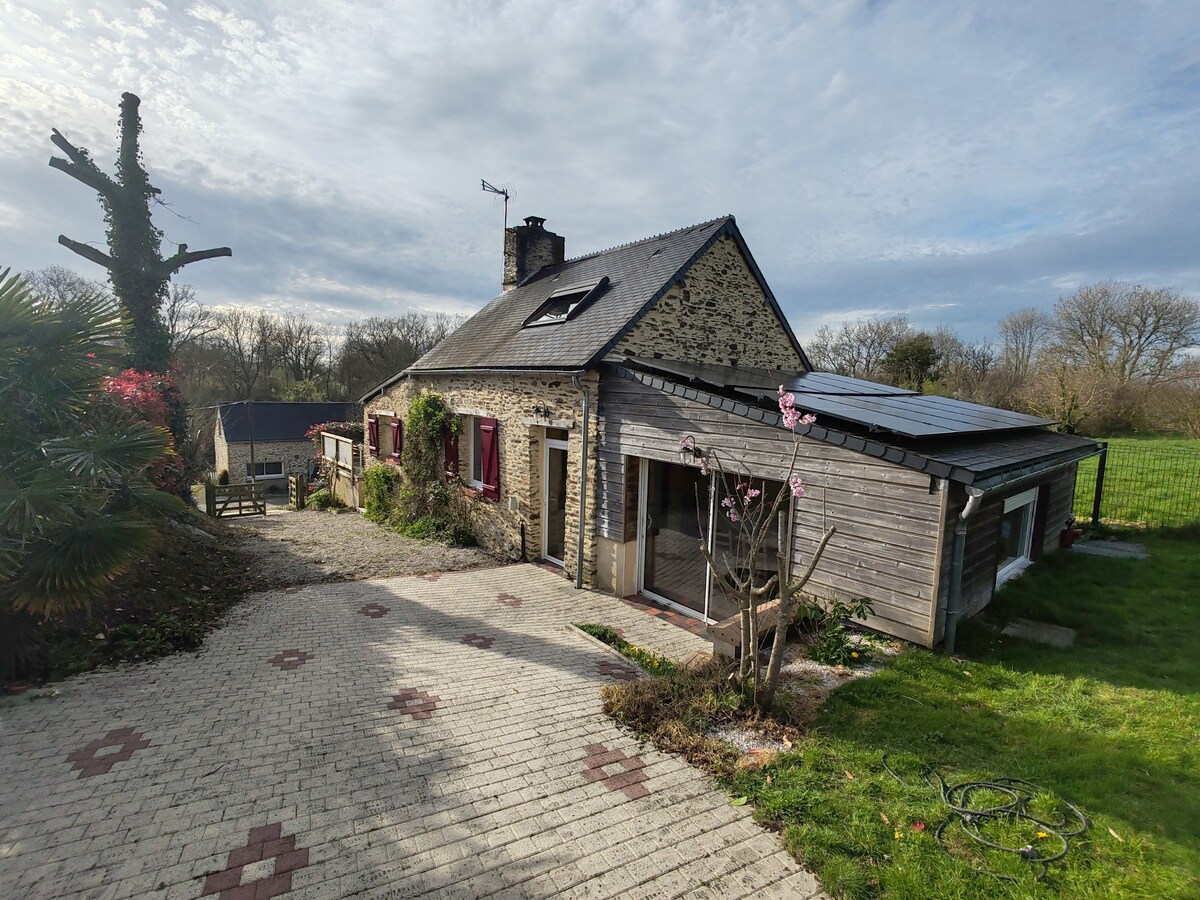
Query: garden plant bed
601 530 1200 898
4 514 268 688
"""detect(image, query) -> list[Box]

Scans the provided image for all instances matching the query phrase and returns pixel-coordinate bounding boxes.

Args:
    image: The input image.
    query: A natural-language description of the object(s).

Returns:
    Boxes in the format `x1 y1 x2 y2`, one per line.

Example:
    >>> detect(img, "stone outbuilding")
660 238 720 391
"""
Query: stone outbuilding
214 401 358 486
361 215 1097 649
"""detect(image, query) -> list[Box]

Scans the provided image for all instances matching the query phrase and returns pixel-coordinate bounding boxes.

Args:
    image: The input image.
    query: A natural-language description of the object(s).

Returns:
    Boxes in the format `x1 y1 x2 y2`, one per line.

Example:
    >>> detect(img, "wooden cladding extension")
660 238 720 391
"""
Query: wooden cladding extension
596 375 943 646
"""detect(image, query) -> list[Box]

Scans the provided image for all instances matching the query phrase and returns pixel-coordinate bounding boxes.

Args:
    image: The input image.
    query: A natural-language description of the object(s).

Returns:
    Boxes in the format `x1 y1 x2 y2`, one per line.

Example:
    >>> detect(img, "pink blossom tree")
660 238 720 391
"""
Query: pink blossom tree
682 386 837 708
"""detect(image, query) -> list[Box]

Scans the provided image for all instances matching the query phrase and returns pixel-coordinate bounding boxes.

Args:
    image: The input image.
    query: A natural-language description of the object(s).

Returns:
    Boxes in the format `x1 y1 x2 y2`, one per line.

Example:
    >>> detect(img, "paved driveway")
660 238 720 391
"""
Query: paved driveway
0 565 822 899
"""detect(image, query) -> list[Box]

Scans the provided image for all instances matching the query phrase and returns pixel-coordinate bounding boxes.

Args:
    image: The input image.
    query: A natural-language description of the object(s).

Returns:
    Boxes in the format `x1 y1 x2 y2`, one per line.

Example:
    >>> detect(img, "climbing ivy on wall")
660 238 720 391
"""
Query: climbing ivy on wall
385 391 473 546
402 391 456 492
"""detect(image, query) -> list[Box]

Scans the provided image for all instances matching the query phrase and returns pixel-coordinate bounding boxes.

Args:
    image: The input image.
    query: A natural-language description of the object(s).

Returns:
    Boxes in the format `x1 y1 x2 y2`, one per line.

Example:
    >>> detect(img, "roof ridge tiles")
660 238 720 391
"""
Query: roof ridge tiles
558 214 733 265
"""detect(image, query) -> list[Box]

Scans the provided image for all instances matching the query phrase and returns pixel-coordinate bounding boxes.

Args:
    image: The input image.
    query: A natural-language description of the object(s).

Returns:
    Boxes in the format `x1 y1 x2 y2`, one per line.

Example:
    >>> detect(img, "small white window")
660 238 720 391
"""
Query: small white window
464 416 484 488
996 487 1038 586
246 461 284 479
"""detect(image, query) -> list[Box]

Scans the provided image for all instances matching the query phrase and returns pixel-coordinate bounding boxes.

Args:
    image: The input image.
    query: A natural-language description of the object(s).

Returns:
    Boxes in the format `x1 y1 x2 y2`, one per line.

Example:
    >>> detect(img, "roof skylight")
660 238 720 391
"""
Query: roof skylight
522 276 610 327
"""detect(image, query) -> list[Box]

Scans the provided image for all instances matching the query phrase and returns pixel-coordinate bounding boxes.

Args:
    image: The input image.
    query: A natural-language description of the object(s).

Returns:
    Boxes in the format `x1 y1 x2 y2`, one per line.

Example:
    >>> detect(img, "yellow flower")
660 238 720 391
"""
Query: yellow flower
894 829 903 840
851 652 859 659
1036 831 1049 840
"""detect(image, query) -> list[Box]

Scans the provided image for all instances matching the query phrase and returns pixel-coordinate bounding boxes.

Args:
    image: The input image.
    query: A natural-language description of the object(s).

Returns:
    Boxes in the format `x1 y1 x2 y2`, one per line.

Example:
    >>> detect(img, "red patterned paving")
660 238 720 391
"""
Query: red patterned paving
582 742 650 800
268 649 312 671
618 594 707 635
66 728 151 778
460 633 495 650
201 821 309 899
387 688 441 720
595 660 639 681
357 603 390 618
495 592 524 608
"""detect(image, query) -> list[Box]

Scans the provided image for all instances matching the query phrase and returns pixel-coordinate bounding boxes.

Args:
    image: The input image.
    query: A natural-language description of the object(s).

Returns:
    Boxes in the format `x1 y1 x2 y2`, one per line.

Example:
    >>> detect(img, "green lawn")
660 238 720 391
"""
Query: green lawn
1074 436 1200 528
721 533 1200 898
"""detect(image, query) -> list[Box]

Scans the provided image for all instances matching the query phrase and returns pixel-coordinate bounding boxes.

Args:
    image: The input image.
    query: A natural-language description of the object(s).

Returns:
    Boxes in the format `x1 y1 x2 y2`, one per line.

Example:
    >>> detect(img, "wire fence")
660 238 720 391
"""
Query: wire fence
1074 440 1200 530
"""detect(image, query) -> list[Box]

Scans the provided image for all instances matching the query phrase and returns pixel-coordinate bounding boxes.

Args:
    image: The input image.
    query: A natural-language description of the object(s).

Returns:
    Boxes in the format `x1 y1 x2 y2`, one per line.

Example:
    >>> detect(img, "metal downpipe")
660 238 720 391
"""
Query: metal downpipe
571 374 590 590
944 485 985 656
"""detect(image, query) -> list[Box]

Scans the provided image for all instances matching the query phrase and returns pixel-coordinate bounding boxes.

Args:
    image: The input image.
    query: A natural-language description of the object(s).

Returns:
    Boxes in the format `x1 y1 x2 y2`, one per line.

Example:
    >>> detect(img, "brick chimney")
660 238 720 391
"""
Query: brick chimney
503 216 565 291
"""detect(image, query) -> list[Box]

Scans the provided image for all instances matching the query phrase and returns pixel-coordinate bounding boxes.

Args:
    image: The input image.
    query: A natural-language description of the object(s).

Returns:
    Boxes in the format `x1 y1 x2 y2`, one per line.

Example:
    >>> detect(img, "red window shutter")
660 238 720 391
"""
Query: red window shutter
443 428 459 478
479 417 500 501
389 419 402 460
367 416 379 457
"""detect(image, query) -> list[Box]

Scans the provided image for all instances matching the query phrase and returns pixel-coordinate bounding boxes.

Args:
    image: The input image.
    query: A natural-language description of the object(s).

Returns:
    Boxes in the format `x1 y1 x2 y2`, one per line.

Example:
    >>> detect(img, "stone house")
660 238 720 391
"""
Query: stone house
361 215 1097 648
214 401 358 487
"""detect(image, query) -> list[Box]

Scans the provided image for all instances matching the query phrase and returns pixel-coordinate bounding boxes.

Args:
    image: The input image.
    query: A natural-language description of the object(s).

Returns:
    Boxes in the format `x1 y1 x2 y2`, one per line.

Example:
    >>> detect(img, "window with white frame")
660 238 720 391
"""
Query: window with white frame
245 460 284 479
996 487 1038 585
464 415 484 487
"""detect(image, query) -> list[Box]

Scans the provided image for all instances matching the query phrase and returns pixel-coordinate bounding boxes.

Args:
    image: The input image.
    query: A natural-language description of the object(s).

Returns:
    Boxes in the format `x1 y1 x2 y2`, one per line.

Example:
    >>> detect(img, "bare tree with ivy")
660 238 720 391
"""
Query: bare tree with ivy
49 92 231 372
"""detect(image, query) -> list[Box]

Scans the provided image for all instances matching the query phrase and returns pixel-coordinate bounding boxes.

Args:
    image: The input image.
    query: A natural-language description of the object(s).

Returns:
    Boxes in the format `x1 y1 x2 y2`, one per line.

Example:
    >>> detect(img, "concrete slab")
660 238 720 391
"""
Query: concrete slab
1072 540 1149 560
1002 617 1078 648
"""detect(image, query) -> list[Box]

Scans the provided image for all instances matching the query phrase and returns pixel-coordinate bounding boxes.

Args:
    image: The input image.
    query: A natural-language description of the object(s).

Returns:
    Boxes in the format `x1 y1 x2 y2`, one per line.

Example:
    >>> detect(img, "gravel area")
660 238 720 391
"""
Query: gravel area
233 506 497 586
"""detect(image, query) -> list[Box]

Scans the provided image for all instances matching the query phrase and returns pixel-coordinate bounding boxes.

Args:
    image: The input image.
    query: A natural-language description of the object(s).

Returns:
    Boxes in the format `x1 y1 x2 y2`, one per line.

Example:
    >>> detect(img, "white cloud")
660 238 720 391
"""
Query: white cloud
0 0 1196 342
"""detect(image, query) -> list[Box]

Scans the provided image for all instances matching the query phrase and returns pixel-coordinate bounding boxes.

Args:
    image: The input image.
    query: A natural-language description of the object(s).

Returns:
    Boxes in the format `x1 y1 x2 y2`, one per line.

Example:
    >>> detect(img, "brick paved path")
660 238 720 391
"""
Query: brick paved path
0 565 823 899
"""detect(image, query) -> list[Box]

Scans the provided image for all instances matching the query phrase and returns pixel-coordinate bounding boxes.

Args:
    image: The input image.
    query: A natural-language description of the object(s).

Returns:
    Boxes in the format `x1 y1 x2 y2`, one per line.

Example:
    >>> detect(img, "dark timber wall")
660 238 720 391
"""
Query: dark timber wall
597 375 946 646
932 465 1079 643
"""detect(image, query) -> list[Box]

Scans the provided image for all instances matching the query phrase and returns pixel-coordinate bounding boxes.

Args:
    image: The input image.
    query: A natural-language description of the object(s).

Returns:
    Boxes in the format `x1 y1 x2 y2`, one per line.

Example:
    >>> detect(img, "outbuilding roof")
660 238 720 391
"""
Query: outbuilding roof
362 215 805 399
217 402 359 443
615 360 1098 487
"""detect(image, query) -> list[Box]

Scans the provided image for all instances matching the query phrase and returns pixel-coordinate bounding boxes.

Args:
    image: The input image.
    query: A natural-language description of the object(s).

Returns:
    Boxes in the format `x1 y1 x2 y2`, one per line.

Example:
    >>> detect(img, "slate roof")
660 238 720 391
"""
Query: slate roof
614 362 1098 486
217 402 359 443
362 216 805 399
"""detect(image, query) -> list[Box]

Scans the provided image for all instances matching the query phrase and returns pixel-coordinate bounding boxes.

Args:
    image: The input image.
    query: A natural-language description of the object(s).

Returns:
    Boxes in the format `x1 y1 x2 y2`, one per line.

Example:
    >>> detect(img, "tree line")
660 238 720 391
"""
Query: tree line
25 266 462 467
806 281 1200 436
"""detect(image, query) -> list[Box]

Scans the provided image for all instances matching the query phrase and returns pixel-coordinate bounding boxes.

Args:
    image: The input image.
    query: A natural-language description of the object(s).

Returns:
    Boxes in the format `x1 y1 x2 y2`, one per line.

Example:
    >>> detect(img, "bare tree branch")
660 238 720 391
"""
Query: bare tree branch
57 235 114 270
159 244 233 275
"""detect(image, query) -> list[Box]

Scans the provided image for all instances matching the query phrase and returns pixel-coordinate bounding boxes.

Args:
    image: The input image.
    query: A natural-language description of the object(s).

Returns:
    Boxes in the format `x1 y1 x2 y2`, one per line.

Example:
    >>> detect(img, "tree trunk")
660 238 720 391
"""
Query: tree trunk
759 526 837 709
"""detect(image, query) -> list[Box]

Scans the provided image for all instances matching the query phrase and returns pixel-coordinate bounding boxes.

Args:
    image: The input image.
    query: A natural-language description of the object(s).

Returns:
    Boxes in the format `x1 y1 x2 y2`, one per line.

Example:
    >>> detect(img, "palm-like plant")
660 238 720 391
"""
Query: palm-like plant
0 267 183 625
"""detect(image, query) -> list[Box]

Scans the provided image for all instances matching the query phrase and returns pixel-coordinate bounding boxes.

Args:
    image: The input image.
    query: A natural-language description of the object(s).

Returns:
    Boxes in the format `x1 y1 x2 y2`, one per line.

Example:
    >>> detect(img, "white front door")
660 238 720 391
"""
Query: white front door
542 436 569 567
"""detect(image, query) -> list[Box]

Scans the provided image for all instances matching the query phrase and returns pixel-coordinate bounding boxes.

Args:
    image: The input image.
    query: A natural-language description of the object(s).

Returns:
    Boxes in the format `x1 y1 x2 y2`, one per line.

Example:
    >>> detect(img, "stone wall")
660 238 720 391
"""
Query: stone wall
221 439 316 489
608 235 804 370
366 372 601 584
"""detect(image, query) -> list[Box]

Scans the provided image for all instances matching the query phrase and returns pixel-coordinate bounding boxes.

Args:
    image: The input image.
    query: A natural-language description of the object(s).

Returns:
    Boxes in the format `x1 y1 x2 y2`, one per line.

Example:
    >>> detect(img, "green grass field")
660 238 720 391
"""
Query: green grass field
1074 436 1200 528
724 532 1200 898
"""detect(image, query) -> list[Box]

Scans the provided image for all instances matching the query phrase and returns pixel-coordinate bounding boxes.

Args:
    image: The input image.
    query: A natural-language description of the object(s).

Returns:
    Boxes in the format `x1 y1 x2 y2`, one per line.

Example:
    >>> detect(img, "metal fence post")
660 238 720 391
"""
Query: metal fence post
1091 442 1109 525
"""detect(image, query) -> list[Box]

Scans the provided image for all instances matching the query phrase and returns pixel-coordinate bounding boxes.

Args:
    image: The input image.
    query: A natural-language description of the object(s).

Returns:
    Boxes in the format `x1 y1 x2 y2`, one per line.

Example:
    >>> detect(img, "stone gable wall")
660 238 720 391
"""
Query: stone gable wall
213 418 230 479
608 234 804 370
367 372 600 584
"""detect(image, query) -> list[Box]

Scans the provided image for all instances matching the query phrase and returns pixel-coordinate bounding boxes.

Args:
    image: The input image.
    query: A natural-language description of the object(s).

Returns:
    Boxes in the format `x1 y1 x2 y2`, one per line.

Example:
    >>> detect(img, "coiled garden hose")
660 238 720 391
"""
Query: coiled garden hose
882 754 1089 881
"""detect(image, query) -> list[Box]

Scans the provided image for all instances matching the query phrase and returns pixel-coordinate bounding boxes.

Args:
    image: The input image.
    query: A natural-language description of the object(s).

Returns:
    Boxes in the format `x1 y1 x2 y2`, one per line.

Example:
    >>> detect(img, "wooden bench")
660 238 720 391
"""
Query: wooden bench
708 599 782 659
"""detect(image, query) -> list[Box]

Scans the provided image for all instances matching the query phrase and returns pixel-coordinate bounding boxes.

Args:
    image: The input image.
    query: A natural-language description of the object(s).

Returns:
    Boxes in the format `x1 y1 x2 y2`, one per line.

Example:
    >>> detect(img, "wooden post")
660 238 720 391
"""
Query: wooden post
205 482 216 517
1091 442 1109 525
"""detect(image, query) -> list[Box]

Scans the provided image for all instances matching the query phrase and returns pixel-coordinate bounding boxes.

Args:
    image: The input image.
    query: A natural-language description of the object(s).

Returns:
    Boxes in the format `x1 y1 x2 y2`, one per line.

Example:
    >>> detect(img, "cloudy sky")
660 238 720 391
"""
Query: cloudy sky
3 0 1198 342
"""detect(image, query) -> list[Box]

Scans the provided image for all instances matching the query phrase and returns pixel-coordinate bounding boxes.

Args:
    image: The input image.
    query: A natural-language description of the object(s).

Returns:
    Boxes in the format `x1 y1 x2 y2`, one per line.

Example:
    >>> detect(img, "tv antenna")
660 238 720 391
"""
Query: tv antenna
480 179 514 229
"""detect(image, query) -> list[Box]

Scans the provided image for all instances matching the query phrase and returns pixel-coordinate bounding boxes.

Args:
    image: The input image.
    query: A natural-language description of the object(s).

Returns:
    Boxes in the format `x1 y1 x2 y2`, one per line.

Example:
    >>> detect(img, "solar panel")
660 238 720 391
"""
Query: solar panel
621 356 1057 439
622 357 915 396
768 393 1055 438
779 371 916 396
